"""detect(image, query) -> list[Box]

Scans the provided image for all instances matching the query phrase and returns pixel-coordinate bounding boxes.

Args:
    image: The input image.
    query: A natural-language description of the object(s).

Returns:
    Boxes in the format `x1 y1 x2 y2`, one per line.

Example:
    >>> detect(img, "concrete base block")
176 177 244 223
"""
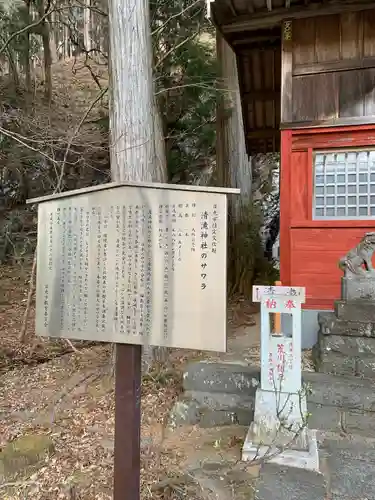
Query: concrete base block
242 388 319 471
242 427 319 471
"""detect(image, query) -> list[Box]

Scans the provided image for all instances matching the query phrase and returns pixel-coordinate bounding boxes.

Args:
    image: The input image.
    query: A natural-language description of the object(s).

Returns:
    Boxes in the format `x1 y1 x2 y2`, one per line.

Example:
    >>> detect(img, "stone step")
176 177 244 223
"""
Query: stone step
169 392 255 428
175 362 375 435
183 361 260 396
256 435 375 500
308 403 375 437
170 394 375 436
318 330 375 356
335 300 375 323
341 276 375 301
183 362 375 410
318 436 375 499
318 311 375 337
315 331 375 378
184 390 256 417
255 463 326 500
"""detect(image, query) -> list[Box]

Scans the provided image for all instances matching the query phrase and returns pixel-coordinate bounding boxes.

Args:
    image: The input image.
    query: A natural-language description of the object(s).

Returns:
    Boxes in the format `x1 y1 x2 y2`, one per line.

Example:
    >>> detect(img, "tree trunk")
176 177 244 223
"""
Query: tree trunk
6 48 20 90
215 31 255 296
108 0 167 369
83 0 91 51
108 0 165 182
64 22 69 59
35 0 53 102
24 0 32 92
41 26 53 102
49 11 58 63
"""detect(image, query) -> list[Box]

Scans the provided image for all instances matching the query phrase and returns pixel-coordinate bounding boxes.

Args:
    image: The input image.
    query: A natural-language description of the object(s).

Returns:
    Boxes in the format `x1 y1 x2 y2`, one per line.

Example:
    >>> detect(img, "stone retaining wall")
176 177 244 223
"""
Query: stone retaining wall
170 361 375 437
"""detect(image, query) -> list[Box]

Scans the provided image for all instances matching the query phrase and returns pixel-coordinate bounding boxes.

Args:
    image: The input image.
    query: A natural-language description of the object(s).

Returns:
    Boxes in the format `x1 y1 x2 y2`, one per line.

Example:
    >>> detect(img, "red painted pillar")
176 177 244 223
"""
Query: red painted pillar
279 130 292 286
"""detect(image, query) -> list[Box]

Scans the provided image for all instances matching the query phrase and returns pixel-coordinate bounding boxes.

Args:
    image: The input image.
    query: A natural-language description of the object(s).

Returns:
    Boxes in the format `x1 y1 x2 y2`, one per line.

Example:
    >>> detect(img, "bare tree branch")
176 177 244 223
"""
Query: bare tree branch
19 86 108 343
19 252 36 343
155 28 201 69
0 1 59 55
0 125 60 165
56 86 108 192
154 82 219 95
71 0 108 17
151 0 202 37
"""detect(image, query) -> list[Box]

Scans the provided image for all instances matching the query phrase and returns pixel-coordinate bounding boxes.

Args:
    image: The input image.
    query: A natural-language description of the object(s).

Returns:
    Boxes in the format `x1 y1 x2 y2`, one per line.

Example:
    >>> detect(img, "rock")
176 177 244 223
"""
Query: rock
0 434 54 480
171 362 260 428
307 403 342 433
344 408 375 436
185 391 255 426
168 398 201 428
199 408 253 428
168 395 254 429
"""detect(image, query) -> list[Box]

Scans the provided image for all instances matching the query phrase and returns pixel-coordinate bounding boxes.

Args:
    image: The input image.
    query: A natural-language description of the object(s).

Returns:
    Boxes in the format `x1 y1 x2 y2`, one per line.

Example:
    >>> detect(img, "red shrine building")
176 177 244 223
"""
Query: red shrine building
209 0 375 346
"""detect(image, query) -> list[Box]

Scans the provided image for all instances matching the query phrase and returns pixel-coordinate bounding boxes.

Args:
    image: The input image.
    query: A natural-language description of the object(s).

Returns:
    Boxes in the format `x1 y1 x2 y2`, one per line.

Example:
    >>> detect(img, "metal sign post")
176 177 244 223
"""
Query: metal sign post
114 344 141 499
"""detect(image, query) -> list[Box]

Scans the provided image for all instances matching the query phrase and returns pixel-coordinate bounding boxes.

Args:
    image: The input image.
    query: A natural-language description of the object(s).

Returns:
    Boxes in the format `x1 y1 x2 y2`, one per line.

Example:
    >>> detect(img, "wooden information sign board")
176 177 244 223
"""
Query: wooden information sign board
32 182 237 352
29 181 239 500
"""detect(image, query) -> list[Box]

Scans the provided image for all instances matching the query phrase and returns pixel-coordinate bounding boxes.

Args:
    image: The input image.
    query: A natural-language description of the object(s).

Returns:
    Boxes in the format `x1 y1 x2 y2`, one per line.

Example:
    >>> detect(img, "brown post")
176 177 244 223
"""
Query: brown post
114 344 142 499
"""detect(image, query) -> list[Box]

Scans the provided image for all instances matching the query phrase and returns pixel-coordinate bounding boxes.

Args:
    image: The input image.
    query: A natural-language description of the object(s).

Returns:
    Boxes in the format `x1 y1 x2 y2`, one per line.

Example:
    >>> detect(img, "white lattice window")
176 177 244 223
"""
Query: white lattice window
313 149 375 219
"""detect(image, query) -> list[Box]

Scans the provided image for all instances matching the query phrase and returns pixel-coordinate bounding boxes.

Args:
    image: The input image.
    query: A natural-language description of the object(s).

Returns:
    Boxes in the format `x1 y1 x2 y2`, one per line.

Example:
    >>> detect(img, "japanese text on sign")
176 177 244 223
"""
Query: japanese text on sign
35 184 229 352
264 297 297 311
266 338 295 390
253 285 305 303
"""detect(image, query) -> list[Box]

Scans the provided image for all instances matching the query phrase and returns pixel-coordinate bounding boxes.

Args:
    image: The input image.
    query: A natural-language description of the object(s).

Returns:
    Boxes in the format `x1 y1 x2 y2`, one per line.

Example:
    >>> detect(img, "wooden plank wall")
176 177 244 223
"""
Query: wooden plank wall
281 10 375 127
237 45 281 154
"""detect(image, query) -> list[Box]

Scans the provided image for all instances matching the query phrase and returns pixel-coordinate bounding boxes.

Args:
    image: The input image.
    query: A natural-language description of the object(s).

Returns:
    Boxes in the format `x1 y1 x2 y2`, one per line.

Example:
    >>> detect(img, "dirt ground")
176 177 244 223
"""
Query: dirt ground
0 264 263 499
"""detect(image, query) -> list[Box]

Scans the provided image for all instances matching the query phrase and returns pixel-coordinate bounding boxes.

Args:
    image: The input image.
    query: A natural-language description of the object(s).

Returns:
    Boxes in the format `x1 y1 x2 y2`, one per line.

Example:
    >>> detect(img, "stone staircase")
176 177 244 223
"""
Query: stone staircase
172 361 375 434
170 360 375 499
316 301 375 379
314 275 375 379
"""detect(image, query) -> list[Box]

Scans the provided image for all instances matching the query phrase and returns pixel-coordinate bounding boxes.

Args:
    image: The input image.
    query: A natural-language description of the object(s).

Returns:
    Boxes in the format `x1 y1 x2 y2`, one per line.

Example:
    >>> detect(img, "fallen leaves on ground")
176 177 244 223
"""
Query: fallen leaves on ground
0 344 185 499
0 265 185 498
0 264 313 498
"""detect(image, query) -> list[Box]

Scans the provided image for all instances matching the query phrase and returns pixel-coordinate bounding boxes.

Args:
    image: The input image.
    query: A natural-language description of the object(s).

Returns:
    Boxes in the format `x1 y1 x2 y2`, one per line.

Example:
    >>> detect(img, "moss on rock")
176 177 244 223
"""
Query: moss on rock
0 434 54 480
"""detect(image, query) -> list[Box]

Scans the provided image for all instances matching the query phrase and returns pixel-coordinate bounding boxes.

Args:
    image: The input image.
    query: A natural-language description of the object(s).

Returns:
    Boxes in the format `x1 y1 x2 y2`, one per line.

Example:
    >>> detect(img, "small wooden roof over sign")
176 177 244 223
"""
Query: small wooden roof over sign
27 181 241 205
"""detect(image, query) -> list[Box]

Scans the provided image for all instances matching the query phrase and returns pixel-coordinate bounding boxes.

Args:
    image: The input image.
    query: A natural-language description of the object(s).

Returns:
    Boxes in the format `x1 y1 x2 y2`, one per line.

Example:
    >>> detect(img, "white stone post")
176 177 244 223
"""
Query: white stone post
242 285 319 471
